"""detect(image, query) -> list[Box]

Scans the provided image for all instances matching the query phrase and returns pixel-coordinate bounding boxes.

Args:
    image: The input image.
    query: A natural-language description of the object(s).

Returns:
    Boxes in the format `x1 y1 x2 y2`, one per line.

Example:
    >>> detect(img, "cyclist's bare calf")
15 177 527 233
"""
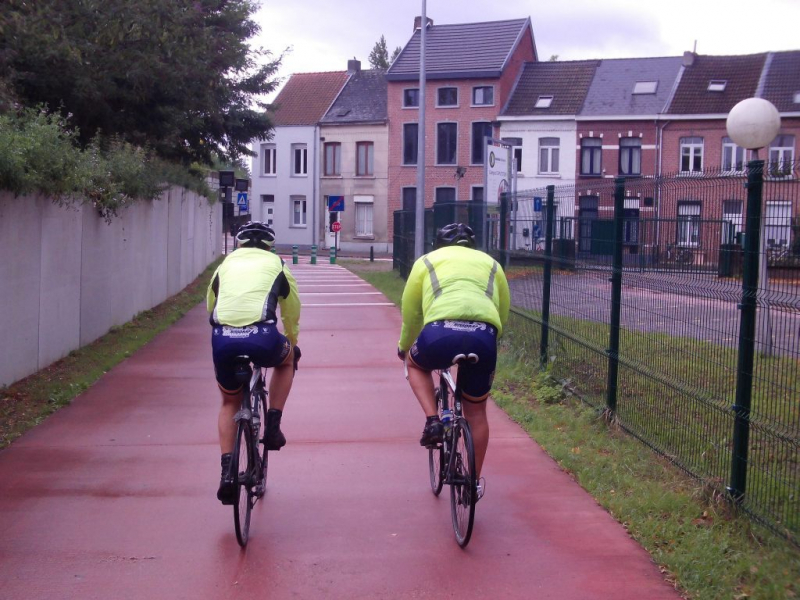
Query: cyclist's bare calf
406 360 438 417
462 396 489 478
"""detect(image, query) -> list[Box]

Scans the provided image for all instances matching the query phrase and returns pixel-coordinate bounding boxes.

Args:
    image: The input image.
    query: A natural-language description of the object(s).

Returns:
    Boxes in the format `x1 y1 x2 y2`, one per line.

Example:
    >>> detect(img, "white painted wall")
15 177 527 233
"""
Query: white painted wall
500 119 578 249
0 188 221 386
251 125 319 247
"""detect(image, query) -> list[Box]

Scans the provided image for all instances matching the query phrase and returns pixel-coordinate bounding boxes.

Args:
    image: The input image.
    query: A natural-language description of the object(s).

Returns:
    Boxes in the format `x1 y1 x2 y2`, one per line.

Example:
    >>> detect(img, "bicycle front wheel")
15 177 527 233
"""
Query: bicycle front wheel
428 445 444 496
254 389 269 491
450 419 477 548
233 421 253 547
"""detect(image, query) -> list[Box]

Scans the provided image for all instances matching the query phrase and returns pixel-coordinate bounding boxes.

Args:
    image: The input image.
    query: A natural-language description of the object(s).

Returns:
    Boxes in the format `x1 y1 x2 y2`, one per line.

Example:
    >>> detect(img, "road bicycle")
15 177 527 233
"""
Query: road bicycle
228 356 270 547
422 354 479 548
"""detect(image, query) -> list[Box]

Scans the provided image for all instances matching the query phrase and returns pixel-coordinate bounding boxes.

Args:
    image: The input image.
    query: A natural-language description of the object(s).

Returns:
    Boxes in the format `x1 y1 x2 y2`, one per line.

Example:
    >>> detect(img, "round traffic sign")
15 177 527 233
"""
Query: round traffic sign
332 221 342 233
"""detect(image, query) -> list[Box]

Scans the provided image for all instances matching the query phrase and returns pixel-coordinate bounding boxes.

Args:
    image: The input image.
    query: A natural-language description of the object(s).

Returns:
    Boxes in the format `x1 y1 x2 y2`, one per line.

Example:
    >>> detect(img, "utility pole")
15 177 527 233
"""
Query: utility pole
414 0 427 259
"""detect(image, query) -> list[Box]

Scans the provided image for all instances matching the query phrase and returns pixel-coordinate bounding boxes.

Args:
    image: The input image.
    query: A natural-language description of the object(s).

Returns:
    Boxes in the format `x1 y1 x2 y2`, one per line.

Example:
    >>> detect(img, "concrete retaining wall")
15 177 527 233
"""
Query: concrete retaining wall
0 187 221 386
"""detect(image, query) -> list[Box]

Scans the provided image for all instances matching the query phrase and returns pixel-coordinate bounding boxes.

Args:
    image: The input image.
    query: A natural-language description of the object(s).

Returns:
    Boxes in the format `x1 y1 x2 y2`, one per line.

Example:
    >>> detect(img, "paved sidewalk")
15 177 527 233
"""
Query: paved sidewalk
0 262 680 600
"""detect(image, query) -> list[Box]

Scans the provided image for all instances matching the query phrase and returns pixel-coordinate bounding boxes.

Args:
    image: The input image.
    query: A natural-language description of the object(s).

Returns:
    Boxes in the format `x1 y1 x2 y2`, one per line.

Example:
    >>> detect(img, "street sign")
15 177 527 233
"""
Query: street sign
331 221 342 233
534 197 542 212
327 196 345 212
237 192 248 212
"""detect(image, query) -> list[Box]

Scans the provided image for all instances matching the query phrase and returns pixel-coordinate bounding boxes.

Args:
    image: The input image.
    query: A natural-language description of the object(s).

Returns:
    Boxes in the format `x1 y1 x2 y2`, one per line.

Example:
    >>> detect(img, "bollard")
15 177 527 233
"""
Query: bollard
370 245 374 262
292 245 298 265
311 245 317 265
329 245 337 264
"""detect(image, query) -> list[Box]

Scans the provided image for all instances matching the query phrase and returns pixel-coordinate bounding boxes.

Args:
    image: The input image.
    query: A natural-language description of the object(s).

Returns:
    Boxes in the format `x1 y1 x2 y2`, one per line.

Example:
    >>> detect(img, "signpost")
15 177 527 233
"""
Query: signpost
327 195 345 212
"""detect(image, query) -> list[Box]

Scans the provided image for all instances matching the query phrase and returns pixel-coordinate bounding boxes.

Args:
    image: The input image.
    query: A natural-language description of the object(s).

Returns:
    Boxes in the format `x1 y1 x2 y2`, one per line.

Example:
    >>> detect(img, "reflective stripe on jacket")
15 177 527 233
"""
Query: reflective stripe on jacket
206 247 300 346
398 245 510 351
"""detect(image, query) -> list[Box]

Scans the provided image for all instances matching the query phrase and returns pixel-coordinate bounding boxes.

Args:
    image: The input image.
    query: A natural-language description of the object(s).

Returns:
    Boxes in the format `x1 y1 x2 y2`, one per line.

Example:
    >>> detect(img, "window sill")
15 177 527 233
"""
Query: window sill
260 174 277 178
289 225 308 229
435 105 460 109
354 235 375 240
470 104 495 108
355 175 376 179
322 175 343 179
677 171 704 177
579 173 603 178
401 163 418 168
291 174 309 178
402 106 419 110
537 173 561 178
435 163 458 168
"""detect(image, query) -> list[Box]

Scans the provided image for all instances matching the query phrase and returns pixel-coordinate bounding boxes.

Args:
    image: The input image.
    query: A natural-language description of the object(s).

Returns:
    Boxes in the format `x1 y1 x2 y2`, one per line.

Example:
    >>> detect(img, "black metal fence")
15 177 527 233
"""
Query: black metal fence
393 160 800 543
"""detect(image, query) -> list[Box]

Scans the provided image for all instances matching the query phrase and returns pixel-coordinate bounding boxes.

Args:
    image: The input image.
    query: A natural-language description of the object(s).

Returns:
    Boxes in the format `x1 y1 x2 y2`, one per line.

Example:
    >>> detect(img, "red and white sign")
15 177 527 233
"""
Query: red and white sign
331 221 342 233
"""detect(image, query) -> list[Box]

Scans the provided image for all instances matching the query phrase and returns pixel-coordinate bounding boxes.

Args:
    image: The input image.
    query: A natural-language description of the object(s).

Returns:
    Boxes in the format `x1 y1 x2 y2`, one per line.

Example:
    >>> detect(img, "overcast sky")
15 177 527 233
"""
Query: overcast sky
252 0 800 91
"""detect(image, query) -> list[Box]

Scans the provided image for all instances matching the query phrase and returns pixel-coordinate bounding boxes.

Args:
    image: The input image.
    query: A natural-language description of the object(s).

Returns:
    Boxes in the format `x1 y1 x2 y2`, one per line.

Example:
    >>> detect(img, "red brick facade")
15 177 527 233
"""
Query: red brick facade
386 29 535 233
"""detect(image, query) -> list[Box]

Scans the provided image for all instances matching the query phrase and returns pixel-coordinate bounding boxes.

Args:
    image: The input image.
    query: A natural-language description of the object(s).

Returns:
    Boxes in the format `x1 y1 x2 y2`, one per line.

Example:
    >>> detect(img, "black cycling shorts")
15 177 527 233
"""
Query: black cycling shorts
408 320 498 400
211 323 291 391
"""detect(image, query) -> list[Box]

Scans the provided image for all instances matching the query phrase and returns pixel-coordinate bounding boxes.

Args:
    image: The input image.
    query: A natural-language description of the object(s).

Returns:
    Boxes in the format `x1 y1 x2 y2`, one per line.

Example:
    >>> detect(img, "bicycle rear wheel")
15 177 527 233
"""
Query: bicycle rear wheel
428 387 445 495
233 421 253 547
450 419 476 548
253 387 269 493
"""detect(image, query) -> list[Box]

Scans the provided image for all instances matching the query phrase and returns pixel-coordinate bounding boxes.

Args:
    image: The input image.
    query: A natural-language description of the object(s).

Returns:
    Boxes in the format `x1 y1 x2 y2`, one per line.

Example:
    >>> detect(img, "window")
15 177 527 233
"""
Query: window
403 88 419 108
722 200 742 243
535 95 553 109
402 187 416 212
291 196 307 227
436 123 457 165
437 87 458 107
323 142 341 176
623 208 640 245
539 138 560 174
356 142 374 176
677 202 701 246
472 86 494 106
680 137 704 174
471 186 484 202
514 146 523 173
261 195 275 226
261 144 276 175
768 134 795 178
471 122 493 164
261 194 274 203
619 138 642 176
633 81 657 94
292 144 308 176
765 202 792 249
354 196 374 237
435 187 456 203
580 138 602 176
721 137 745 173
403 123 418 165
707 80 727 92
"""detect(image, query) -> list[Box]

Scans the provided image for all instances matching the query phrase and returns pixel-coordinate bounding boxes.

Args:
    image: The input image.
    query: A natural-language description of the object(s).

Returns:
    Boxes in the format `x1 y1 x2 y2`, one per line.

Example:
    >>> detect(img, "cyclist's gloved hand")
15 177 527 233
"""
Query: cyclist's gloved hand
293 345 301 371
397 347 406 361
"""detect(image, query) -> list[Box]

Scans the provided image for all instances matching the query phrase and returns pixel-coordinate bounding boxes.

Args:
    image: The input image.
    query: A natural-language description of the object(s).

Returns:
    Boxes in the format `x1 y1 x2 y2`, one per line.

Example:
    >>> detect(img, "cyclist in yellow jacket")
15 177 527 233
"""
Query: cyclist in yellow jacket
207 222 300 505
398 223 510 499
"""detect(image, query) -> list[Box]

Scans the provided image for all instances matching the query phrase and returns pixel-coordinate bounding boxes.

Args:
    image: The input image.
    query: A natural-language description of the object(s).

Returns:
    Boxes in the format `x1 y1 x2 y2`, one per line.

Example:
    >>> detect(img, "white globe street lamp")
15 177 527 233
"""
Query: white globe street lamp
726 97 781 358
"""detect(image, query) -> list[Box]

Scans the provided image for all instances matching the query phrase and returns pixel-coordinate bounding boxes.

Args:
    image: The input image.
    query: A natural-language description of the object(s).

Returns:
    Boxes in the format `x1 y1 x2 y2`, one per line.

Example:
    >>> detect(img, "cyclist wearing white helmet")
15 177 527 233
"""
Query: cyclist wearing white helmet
206 221 301 505
397 223 509 499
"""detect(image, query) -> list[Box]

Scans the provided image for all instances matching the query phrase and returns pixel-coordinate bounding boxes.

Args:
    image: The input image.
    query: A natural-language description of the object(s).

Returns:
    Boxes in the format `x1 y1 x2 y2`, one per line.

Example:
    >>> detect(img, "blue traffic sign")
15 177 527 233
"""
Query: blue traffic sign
533 197 542 212
327 195 345 212
236 192 248 212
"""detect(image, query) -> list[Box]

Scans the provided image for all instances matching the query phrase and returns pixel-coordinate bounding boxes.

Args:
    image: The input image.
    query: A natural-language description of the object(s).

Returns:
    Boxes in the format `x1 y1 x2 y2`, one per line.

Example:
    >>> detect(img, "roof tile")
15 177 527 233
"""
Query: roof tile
760 50 800 112
320 69 387 124
502 60 599 116
270 71 349 126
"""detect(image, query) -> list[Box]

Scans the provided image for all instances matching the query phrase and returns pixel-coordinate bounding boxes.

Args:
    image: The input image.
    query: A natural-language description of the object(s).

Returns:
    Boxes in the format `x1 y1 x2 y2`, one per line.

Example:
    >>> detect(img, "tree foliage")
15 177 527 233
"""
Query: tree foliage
0 0 282 164
391 46 402 64
369 35 390 70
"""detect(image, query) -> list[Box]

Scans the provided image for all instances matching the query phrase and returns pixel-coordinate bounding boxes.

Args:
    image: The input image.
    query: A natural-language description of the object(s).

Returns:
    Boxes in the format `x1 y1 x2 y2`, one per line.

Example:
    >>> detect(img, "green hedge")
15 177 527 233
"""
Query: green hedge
0 108 213 219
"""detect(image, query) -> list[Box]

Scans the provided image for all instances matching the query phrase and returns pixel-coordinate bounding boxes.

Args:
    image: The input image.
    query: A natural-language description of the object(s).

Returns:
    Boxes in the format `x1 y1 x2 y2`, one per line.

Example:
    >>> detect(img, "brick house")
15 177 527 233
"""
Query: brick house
249 70 348 247
319 61 389 252
385 17 536 244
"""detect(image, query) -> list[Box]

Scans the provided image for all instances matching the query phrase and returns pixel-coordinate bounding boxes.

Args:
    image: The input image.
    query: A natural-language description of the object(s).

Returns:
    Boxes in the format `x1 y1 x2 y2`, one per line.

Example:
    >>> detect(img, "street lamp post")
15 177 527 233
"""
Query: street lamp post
725 97 781 502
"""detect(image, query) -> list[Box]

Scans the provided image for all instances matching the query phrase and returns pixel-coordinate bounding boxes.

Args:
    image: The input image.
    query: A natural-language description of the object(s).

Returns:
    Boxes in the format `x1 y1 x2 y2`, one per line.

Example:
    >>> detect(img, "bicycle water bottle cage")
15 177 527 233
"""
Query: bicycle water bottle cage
233 356 251 384
452 353 479 365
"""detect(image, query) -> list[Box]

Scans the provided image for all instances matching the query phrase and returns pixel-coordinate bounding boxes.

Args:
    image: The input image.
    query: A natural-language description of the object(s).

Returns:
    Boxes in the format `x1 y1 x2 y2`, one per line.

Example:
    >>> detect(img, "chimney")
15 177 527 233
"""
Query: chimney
347 59 361 74
413 16 434 31
682 51 696 67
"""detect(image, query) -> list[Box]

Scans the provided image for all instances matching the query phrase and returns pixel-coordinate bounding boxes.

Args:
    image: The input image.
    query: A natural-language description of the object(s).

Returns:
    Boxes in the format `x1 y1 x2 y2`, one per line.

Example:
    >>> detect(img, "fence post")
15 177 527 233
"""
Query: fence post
728 159 764 502
605 177 626 414
540 185 555 368
499 193 509 268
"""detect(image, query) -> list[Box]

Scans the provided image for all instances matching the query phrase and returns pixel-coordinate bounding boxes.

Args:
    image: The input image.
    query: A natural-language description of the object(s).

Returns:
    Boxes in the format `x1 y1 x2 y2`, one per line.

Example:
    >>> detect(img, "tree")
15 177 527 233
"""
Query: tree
391 46 402 65
549 55 559 62
369 35 390 70
0 0 283 164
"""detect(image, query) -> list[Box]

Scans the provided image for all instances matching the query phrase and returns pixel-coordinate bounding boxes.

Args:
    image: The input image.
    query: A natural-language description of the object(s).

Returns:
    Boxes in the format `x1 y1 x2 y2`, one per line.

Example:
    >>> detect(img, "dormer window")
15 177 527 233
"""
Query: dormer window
708 80 727 92
633 81 657 94
535 95 553 109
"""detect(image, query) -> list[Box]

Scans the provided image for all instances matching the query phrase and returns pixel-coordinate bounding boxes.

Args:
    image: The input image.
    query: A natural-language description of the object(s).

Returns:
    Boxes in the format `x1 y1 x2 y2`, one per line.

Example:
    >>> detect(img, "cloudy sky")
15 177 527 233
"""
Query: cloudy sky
252 0 800 90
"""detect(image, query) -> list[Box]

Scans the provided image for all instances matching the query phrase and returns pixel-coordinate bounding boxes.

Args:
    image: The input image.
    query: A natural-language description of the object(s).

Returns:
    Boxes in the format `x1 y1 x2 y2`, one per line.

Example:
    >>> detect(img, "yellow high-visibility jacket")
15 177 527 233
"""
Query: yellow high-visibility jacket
206 247 300 346
398 245 509 351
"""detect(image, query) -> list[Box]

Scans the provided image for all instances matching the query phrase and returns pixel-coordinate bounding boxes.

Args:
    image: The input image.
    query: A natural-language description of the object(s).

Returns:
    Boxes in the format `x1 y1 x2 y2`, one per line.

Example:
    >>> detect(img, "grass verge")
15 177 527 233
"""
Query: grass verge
343 260 800 600
0 257 223 449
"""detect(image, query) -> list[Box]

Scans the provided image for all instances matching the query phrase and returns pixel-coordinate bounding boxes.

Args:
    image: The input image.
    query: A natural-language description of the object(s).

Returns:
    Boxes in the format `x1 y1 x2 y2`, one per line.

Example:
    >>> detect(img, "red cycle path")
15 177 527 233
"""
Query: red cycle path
0 263 680 600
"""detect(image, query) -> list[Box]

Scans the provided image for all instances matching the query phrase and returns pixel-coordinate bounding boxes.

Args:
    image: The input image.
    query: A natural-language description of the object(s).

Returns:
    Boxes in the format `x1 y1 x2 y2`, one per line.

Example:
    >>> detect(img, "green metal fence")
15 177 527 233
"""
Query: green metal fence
393 161 799 543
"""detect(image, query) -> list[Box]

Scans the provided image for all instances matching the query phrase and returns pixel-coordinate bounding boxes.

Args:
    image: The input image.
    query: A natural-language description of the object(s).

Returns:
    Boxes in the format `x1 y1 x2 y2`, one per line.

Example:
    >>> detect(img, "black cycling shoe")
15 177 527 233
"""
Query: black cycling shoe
217 453 236 505
264 409 287 451
420 417 444 447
